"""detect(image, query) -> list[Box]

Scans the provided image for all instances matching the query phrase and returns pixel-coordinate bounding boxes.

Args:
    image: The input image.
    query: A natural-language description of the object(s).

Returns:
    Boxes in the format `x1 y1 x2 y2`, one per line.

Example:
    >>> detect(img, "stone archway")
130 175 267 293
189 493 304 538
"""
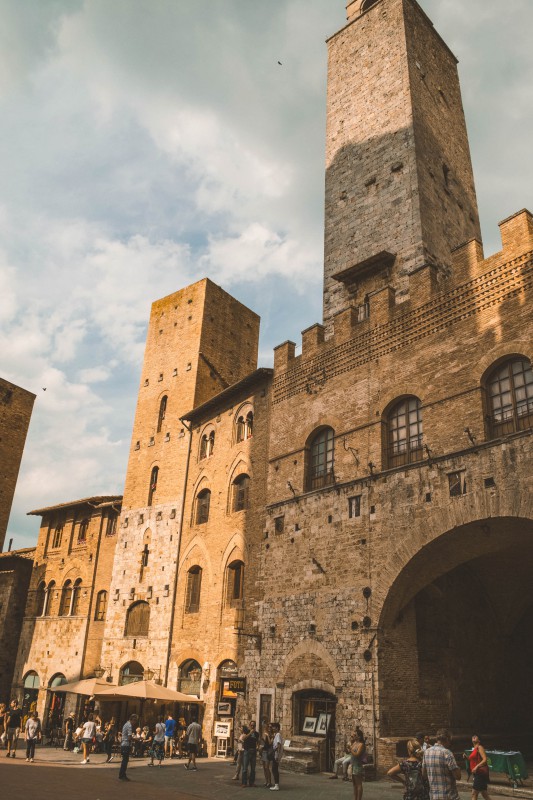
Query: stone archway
376 516 533 744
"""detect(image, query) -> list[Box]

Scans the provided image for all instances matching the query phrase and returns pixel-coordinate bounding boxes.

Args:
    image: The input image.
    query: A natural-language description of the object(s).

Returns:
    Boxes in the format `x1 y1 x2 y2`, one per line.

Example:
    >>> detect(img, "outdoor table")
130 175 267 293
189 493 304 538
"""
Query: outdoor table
464 749 528 788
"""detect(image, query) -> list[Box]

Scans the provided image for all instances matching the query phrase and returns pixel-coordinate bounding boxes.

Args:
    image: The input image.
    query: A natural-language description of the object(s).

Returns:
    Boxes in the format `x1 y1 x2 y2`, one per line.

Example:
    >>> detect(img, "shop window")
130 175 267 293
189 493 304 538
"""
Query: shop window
185 566 202 613
195 489 211 525
226 560 244 607
125 600 150 637
386 397 423 468
486 357 533 438
232 474 250 512
94 590 108 621
293 689 336 739
157 395 168 433
306 427 335 491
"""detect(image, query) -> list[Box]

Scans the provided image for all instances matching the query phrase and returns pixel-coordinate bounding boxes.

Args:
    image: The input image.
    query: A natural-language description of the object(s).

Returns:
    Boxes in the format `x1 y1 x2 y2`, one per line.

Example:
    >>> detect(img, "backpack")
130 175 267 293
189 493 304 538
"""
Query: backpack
404 762 426 798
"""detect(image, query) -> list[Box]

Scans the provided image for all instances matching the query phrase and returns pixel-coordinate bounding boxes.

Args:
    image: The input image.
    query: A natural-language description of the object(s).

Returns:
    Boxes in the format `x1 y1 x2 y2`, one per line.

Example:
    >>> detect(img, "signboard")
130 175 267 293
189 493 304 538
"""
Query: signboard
221 676 247 696
214 720 233 738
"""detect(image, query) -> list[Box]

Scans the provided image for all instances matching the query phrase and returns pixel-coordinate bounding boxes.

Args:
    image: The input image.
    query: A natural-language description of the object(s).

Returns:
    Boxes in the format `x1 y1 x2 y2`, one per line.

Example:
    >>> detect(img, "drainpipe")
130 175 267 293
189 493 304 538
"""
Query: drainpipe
163 418 193 685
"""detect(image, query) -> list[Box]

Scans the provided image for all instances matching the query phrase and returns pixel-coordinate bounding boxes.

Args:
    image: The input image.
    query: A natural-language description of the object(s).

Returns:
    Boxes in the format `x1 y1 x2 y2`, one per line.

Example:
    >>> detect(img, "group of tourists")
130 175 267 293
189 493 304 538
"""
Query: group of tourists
232 720 284 790
118 713 202 781
1 700 42 763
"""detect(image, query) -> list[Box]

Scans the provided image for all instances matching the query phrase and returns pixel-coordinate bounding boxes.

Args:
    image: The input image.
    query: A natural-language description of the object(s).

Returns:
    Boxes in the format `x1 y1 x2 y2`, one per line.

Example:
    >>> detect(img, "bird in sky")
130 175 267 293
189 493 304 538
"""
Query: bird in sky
278 61 283 65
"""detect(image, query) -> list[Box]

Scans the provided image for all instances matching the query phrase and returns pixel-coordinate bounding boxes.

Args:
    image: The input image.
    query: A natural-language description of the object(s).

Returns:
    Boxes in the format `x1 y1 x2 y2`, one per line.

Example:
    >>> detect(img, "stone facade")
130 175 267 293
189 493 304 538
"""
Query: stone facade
0 548 35 703
11 496 121 725
0 377 35 552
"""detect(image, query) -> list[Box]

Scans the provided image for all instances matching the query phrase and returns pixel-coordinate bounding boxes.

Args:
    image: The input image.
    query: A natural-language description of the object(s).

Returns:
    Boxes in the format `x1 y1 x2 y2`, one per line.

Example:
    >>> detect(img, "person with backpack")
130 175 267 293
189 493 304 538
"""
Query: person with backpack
388 738 429 800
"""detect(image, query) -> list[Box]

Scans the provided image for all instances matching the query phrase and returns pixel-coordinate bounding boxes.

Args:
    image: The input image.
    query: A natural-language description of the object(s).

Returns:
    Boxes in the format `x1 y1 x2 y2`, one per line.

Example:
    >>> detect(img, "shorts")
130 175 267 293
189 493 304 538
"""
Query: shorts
7 728 20 745
187 743 198 754
164 736 173 744
473 772 489 791
82 737 92 744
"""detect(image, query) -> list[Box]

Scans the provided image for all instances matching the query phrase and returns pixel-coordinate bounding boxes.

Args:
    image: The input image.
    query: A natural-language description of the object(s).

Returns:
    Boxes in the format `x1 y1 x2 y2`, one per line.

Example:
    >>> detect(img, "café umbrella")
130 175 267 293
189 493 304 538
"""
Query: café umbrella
94 680 203 703
50 677 116 696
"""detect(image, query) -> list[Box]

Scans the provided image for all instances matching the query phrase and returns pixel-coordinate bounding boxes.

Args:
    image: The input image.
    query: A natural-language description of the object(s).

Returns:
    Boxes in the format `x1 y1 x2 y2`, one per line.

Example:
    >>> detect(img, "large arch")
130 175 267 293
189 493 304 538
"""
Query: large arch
376 516 533 741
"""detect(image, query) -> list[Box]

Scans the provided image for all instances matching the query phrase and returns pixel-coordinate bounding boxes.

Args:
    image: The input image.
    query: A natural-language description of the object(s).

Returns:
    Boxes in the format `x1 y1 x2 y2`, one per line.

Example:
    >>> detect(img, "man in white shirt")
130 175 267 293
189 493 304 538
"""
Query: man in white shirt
184 719 202 771
118 713 138 781
270 723 283 791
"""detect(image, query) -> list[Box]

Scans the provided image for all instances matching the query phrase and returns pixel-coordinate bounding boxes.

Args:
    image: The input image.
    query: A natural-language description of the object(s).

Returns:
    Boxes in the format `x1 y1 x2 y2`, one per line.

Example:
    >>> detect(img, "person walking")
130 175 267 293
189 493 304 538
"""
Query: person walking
164 713 176 759
118 713 138 781
5 700 23 758
270 722 283 791
0 702 7 749
350 728 366 800
103 718 116 763
149 716 165 768
233 725 248 780
423 729 461 800
388 738 429 800
24 712 42 763
80 712 96 764
184 718 202 771
63 712 75 751
467 735 490 800
260 723 274 788
242 720 260 787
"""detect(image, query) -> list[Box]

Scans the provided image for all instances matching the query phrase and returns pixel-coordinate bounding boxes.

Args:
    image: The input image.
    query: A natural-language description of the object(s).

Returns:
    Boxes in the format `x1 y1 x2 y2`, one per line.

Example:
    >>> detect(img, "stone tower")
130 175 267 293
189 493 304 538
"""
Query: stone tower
323 0 482 330
101 279 259 684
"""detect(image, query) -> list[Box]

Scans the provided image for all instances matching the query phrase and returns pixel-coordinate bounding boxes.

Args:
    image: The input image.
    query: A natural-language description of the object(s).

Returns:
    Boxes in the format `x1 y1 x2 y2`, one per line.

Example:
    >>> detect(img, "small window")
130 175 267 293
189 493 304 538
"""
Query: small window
94 590 108 621
486 357 533 438
58 581 73 617
148 466 159 506
226 561 244 607
51 525 63 549
157 396 168 433
106 513 118 537
195 489 211 525
77 519 89 543
448 471 467 497
361 0 379 11
232 474 250 512
348 496 361 518
200 430 215 460
386 397 423 468
125 600 150 637
185 566 202 613
306 427 335 491
43 581 56 616
71 578 82 615
236 410 253 443
274 516 285 534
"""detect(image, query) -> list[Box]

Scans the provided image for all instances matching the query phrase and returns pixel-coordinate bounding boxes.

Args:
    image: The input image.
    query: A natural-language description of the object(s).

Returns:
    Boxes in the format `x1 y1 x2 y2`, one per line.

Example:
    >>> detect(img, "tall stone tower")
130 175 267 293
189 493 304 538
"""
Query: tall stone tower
323 0 481 330
101 279 259 684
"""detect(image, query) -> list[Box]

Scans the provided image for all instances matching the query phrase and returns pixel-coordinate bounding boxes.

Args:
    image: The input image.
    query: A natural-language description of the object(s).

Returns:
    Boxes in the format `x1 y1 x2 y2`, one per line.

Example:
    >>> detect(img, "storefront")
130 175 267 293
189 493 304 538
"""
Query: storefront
216 659 240 754
292 689 337 771
44 673 67 734
22 671 40 718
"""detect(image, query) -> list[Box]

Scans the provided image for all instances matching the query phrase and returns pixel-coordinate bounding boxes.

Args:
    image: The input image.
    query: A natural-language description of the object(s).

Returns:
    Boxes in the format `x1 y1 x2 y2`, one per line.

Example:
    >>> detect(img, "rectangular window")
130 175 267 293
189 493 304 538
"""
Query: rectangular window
448 471 467 497
274 516 285 534
106 514 117 537
348 496 361 518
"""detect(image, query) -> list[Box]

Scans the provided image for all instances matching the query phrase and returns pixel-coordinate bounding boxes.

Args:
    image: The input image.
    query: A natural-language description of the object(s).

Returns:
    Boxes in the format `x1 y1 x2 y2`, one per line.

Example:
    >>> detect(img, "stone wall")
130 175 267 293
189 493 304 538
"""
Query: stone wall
0 550 34 703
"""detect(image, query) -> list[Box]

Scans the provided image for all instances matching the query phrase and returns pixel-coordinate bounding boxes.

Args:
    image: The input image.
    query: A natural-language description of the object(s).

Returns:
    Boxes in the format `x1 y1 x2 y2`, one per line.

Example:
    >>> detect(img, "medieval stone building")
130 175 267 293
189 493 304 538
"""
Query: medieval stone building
7 0 533 771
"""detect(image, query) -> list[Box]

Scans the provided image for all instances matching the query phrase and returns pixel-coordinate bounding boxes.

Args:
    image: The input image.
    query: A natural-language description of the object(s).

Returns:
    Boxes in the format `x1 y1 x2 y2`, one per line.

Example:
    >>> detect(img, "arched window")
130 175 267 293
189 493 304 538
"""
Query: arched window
51 525 63 548
232 475 250 512
77 519 89 543
22 671 40 715
157 395 168 433
44 580 56 616
185 566 202 613
125 601 150 637
195 489 211 525
178 659 202 696
486 357 533 438
226 560 244 607
361 0 379 11
120 661 144 686
200 430 215 459
58 580 73 617
148 466 159 506
36 581 46 616
306 427 335 491
94 590 108 621
386 397 423 468
236 410 253 443
70 578 82 616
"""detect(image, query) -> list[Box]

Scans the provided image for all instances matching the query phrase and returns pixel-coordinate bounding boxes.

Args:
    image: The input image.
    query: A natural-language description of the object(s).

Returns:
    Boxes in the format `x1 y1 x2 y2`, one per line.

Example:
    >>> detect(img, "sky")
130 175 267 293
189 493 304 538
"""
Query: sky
1 0 532 549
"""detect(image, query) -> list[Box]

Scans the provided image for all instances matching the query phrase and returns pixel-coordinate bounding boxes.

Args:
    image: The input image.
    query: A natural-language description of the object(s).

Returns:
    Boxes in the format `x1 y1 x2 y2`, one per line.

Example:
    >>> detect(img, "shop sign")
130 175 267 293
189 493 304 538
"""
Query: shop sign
214 720 232 738
222 676 246 695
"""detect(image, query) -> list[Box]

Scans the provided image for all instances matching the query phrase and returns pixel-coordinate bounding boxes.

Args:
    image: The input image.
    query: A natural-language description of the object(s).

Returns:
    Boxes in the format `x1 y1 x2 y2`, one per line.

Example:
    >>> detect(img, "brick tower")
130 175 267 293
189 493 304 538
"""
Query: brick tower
101 279 259 684
323 0 482 330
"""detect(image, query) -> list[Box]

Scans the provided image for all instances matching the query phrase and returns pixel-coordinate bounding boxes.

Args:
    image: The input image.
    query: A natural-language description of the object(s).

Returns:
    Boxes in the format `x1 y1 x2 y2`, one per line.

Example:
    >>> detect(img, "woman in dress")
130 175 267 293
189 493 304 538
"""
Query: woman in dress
387 738 429 800
260 723 273 788
350 729 366 800
149 716 165 767
468 735 490 800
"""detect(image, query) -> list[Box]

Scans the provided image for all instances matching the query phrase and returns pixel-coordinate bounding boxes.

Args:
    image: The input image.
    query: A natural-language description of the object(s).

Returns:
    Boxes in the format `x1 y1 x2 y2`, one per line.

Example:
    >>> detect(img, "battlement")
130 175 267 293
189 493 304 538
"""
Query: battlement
273 210 533 394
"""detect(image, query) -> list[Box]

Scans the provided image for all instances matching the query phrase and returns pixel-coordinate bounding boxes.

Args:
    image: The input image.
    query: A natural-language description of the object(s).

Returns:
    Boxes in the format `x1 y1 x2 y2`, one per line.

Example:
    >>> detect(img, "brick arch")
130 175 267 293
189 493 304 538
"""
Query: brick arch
220 534 245 571
377 387 426 417
477 340 533 383
179 536 213 578
290 678 337 697
280 639 341 688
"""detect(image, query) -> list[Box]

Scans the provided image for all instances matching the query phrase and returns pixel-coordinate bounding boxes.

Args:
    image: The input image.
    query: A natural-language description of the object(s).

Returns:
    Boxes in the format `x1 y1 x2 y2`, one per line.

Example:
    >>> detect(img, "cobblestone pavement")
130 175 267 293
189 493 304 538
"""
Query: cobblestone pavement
0 747 527 800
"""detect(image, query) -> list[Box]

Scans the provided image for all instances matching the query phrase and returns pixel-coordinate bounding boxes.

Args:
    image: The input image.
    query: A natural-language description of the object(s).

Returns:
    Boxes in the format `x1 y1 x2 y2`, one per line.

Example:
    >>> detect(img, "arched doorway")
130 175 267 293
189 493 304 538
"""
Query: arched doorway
119 661 144 685
378 517 533 748
45 673 67 734
22 671 40 716
293 688 337 771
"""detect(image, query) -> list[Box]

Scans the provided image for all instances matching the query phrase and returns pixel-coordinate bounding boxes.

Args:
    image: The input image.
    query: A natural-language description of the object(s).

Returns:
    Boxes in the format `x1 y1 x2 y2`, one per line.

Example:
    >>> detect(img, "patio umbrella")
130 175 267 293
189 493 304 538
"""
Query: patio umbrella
94 680 203 703
50 677 116 695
